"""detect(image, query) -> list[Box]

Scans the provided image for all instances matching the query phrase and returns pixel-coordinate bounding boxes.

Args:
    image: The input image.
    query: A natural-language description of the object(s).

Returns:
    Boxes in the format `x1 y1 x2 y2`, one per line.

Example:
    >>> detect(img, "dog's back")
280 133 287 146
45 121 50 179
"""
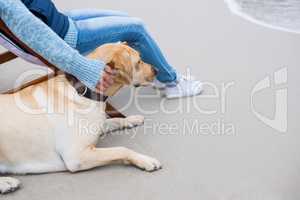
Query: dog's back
0 75 105 174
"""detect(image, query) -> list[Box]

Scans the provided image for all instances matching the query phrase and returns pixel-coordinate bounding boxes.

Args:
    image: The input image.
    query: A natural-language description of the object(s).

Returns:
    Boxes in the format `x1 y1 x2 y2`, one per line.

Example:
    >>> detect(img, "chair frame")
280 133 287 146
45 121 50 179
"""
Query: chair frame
0 19 125 118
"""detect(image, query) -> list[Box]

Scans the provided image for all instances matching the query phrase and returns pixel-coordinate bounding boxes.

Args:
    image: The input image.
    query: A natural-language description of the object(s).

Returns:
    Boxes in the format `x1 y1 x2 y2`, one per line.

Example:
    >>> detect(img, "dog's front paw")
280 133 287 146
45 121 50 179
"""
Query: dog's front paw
125 115 145 128
132 154 162 172
0 177 21 194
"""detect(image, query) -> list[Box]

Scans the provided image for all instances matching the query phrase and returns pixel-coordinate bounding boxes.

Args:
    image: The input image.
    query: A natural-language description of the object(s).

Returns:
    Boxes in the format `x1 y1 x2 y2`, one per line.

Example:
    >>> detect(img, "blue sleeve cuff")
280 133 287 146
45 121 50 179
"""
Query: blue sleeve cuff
69 57 106 91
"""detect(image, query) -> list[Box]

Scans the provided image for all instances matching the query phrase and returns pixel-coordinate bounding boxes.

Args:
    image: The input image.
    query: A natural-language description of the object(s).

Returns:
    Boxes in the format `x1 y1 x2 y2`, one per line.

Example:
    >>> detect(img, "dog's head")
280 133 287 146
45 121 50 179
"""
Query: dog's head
88 43 157 96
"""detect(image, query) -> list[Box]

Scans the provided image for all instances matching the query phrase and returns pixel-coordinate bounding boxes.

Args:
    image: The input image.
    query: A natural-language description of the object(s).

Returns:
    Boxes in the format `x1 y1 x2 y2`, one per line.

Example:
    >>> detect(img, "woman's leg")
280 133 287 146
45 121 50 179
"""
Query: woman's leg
64 9 129 21
75 16 177 83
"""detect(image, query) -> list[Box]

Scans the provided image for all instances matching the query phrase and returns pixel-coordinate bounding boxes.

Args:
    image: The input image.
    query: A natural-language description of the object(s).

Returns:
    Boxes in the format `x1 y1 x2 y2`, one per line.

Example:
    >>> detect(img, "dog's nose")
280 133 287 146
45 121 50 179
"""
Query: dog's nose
134 84 141 88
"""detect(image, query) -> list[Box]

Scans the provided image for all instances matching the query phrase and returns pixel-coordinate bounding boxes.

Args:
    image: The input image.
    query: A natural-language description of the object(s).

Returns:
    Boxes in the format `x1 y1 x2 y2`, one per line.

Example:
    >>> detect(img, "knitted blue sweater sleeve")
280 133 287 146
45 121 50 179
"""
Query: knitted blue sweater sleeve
0 0 105 90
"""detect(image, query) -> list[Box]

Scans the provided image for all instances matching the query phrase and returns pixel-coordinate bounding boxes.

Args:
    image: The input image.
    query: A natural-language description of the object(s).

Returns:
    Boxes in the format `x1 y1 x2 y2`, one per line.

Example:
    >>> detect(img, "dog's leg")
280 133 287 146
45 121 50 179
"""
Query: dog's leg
103 115 145 133
0 177 21 194
64 146 161 173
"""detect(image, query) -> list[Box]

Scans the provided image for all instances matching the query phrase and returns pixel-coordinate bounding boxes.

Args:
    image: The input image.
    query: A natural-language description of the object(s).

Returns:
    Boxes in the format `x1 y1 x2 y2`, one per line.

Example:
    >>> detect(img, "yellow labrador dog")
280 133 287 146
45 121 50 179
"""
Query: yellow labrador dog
0 43 161 194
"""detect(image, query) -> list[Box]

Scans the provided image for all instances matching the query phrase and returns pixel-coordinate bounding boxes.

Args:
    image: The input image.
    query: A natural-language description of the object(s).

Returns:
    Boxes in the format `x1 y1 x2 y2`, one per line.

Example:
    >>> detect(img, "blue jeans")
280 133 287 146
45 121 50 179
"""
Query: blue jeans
66 9 177 83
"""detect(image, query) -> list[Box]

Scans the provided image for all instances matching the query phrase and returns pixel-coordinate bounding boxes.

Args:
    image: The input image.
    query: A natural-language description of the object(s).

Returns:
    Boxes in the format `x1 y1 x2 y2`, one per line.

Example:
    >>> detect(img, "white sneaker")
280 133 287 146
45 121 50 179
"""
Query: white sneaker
152 79 177 90
153 76 203 99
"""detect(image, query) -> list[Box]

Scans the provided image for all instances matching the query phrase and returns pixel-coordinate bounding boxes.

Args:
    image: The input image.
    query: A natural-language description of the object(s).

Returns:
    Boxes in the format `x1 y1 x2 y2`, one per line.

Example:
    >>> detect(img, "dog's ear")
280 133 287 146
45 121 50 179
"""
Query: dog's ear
107 61 116 69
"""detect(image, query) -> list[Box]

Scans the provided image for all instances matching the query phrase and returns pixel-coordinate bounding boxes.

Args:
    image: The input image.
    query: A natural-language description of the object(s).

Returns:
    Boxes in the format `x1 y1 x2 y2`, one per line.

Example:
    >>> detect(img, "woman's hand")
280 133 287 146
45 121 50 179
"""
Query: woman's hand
96 65 116 93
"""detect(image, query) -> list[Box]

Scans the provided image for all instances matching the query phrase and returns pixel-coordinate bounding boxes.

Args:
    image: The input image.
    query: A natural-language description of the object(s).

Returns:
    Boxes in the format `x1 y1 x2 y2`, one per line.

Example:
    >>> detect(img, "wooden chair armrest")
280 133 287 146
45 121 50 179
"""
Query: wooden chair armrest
0 51 17 64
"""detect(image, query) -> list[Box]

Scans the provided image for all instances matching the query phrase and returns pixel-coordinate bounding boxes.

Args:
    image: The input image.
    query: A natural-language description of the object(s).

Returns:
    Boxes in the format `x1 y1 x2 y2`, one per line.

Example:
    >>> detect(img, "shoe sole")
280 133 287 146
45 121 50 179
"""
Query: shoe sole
152 86 166 90
165 88 204 99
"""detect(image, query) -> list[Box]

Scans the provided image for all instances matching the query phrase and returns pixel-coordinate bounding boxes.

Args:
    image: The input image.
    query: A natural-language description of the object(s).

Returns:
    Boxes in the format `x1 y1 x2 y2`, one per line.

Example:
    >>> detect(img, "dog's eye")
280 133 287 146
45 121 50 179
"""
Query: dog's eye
135 61 141 70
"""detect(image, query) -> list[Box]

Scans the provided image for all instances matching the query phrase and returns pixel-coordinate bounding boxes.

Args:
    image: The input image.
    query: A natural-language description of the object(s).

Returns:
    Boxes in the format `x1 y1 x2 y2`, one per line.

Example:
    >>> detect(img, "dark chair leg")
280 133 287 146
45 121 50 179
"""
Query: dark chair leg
106 103 126 119
0 51 17 64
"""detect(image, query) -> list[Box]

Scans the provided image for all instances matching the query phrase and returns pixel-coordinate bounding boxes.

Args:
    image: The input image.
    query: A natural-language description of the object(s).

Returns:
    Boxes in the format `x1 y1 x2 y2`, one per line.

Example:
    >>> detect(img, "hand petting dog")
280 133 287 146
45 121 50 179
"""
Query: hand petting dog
96 65 117 93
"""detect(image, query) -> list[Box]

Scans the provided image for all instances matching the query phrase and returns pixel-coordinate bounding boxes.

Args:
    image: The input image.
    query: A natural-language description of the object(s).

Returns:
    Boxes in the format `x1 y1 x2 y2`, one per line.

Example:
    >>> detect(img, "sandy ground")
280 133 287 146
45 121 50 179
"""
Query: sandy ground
1 0 300 199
